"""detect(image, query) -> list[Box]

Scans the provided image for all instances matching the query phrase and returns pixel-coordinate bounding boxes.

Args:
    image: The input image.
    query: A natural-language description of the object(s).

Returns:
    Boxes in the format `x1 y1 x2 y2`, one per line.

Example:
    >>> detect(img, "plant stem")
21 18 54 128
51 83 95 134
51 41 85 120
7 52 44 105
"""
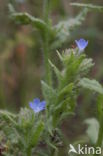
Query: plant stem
43 0 51 22
96 116 103 146
43 0 52 85
26 147 32 156
95 116 103 156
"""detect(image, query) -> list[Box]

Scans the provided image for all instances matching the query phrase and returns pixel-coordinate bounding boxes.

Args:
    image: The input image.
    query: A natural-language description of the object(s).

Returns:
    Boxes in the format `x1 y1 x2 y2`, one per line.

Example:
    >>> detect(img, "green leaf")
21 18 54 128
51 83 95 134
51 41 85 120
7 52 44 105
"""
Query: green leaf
0 110 17 126
52 83 75 127
11 12 48 33
58 83 74 101
49 60 63 85
18 108 35 129
85 118 99 144
41 80 57 103
8 3 15 14
56 50 63 61
63 53 85 84
30 121 44 147
78 58 94 76
79 78 103 94
74 8 88 28
51 8 88 49
70 3 103 12
52 101 72 127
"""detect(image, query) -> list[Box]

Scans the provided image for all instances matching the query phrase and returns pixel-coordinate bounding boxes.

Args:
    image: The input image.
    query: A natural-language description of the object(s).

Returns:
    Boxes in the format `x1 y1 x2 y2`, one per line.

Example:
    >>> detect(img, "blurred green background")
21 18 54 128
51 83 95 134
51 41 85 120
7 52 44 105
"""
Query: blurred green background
0 0 103 145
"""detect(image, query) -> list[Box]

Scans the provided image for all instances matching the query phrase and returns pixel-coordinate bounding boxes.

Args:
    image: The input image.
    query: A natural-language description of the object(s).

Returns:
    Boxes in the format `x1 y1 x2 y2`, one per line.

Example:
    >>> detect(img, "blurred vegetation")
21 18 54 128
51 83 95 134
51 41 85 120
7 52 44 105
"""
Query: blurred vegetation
0 0 103 146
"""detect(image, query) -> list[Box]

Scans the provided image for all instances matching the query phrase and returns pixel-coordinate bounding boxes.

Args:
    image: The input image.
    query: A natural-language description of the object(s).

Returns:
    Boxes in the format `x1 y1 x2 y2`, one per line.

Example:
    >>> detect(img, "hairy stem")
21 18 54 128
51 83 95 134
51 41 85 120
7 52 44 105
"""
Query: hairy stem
94 115 103 156
96 117 103 146
43 0 52 85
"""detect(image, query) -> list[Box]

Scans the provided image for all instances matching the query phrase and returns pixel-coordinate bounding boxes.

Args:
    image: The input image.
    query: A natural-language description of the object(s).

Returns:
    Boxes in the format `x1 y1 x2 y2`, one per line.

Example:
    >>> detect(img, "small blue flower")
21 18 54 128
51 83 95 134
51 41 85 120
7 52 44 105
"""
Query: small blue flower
29 98 46 113
75 38 88 52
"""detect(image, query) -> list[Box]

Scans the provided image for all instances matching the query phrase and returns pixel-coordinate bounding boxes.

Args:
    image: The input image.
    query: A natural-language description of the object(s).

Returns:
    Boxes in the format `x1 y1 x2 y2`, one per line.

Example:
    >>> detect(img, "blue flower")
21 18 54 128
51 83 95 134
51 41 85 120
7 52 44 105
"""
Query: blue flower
29 98 46 113
75 38 88 52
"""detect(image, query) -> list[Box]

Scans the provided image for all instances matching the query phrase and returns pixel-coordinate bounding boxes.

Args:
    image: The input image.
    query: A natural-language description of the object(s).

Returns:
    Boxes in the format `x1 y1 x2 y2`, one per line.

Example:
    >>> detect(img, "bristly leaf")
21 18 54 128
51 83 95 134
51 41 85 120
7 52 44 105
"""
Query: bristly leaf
8 3 16 14
70 3 103 12
85 118 99 144
49 60 63 85
58 83 74 102
18 108 35 129
0 110 17 126
56 50 63 61
79 78 103 94
30 121 44 147
52 83 75 127
11 12 47 31
41 80 57 103
51 8 88 49
78 58 94 76
62 52 85 85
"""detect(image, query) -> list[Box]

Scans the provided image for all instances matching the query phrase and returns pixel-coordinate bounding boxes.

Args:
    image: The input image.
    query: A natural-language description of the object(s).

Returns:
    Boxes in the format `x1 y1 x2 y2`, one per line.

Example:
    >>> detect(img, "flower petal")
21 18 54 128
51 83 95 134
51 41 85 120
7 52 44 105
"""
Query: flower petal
40 101 46 107
29 98 46 113
29 102 36 110
75 38 88 52
33 98 40 104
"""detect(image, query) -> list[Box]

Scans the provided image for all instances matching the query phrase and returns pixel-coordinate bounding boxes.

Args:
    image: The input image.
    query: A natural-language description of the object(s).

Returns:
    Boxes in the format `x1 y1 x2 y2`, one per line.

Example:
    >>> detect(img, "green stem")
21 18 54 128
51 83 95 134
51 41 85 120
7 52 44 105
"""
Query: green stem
43 0 51 22
43 36 52 85
96 117 103 146
26 147 32 156
95 116 103 156
43 0 52 85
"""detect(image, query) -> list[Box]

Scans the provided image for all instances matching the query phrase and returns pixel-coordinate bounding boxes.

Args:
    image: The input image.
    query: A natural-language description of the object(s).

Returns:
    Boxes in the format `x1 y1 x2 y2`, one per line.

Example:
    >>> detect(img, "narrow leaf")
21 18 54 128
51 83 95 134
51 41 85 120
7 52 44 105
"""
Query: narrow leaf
51 8 88 49
30 121 44 147
71 3 103 12
11 12 48 32
79 78 103 94
85 118 99 144
41 80 57 102
49 60 63 84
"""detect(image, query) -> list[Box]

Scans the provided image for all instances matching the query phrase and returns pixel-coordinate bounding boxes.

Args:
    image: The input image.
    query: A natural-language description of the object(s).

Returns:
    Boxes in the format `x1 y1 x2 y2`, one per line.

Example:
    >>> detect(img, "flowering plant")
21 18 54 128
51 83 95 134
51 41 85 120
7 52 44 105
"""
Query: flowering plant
0 1 103 156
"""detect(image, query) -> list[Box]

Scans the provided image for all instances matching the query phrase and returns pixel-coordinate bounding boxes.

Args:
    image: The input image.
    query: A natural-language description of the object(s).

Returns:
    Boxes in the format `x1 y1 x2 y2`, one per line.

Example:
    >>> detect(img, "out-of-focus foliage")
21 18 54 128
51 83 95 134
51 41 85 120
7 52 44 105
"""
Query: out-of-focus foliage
71 3 103 12
85 118 99 144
